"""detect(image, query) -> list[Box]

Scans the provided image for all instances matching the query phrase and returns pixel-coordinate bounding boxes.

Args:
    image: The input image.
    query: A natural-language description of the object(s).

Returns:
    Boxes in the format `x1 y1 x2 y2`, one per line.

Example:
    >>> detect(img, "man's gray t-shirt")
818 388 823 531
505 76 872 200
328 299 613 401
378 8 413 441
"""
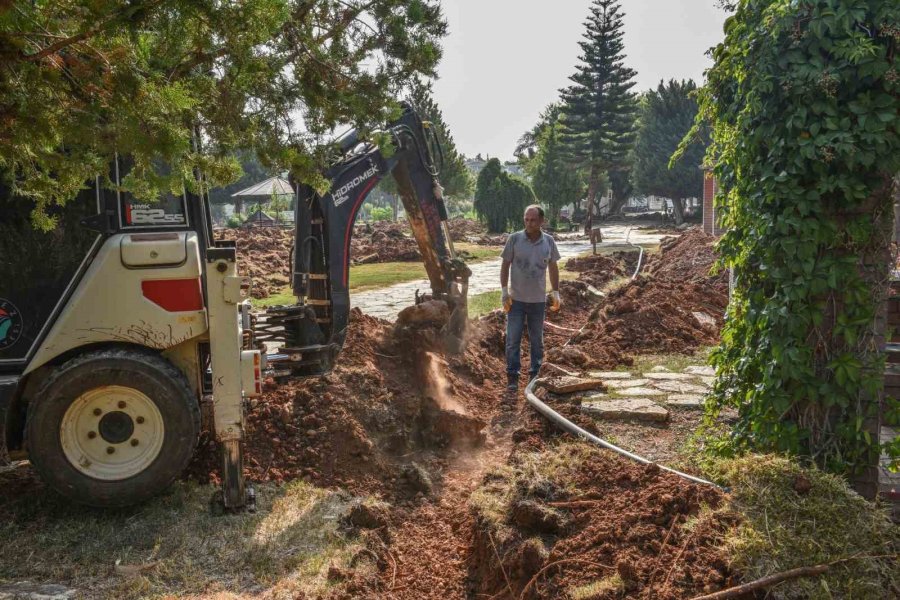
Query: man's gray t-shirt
501 230 561 303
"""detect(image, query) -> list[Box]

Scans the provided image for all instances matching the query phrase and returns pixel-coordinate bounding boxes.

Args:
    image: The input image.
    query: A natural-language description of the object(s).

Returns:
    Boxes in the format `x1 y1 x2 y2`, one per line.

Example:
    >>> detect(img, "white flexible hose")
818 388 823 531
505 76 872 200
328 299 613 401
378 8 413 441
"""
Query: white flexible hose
524 378 722 489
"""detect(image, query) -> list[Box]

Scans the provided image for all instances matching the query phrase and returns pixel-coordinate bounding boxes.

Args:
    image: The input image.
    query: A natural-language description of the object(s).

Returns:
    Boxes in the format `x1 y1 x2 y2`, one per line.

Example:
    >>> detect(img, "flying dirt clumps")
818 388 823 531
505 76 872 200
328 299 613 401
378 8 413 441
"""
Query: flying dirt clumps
548 228 728 369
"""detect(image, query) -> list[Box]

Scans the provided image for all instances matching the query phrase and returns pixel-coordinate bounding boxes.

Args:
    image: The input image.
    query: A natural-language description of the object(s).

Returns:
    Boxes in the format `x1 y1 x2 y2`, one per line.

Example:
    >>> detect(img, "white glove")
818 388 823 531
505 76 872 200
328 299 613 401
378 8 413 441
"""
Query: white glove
548 290 561 311
501 287 513 311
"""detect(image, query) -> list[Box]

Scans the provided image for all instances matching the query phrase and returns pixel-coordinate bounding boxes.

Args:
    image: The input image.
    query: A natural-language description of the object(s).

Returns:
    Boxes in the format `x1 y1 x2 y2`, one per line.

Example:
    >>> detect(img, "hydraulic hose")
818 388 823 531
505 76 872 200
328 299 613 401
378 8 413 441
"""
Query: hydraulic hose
524 378 722 489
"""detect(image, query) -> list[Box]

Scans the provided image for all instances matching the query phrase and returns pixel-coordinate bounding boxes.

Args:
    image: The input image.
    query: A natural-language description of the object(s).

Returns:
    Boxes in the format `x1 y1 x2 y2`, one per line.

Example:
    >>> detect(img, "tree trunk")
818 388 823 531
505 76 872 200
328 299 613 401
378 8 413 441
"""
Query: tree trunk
583 164 600 235
390 194 398 221
609 192 628 217
671 197 685 225
234 198 243 216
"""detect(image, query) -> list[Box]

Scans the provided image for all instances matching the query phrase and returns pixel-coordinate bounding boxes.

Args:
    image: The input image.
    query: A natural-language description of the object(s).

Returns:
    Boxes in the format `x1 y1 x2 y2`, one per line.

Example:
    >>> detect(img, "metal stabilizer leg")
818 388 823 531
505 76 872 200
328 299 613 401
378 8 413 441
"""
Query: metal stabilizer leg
220 438 255 512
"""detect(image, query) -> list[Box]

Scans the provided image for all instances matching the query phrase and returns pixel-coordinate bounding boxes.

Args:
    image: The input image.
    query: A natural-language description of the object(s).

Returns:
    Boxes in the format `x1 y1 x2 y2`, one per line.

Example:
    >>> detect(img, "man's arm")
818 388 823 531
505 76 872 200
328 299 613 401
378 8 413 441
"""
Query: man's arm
501 259 511 288
549 260 559 291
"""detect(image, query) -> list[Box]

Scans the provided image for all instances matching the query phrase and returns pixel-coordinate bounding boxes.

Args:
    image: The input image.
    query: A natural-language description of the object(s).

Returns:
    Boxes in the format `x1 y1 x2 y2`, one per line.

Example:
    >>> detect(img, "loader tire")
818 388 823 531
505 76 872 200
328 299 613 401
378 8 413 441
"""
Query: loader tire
26 348 200 507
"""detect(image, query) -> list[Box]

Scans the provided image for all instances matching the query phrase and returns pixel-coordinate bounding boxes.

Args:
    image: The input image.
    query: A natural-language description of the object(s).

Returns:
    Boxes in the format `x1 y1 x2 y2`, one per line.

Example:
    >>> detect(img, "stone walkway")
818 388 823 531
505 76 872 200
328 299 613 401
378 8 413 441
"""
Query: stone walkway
351 225 674 321
539 363 715 423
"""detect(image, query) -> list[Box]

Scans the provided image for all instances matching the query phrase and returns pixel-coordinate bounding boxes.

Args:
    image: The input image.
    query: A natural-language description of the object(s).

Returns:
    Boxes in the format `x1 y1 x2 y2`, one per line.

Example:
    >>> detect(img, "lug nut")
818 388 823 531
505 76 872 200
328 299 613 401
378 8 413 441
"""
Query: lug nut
106 447 115 455
93 408 102 416
118 401 126 409
87 431 97 439
136 416 145 424
131 439 139 447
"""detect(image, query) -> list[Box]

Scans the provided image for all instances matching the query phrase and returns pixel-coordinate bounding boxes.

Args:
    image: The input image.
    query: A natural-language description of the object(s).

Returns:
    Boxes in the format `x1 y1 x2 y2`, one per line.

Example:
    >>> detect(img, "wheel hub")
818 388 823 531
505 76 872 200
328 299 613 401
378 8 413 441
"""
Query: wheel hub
98 411 134 444
60 386 165 481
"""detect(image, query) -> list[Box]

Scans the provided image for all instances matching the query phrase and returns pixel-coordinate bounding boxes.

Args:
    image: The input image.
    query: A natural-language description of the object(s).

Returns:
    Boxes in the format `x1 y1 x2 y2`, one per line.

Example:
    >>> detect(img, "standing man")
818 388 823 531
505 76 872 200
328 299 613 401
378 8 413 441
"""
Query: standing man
500 204 561 392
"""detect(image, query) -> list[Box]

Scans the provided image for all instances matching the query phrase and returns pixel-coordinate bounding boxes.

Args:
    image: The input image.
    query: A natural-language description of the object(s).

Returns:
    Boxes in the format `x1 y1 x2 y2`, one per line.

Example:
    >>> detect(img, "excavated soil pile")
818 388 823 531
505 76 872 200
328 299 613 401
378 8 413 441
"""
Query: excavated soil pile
186 309 504 498
564 253 629 289
550 229 728 369
447 217 507 245
351 221 421 263
215 227 292 299
469 445 735 599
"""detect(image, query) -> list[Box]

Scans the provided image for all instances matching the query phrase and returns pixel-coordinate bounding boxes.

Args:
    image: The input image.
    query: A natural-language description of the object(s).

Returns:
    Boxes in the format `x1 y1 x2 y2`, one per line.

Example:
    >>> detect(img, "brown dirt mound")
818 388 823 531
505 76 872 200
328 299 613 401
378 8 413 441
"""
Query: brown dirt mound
447 216 508 245
351 220 421 263
551 228 728 369
646 228 725 288
213 221 424 298
469 445 736 600
215 226 292 299
564 253 628 289
185 309 505 498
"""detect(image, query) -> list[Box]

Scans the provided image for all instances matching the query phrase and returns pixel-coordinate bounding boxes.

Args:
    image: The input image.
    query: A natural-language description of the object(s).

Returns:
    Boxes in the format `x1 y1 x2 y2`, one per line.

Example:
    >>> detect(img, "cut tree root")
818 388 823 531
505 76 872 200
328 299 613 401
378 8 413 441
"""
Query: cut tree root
688 565 830 600
689 554 900 600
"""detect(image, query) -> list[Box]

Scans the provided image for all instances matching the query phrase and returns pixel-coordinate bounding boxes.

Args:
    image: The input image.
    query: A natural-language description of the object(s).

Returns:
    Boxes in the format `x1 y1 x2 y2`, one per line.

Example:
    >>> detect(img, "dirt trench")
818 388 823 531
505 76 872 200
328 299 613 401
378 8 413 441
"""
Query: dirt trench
188 226 731 599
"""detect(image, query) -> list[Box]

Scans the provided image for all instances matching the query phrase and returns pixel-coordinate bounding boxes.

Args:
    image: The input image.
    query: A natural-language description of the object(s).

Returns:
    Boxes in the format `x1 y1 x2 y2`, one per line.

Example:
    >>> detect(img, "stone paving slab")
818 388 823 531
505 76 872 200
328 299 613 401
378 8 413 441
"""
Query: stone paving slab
539 376 605 395
684 366 715 376
587 371 633 379
652 381 709 395
643 372 696 381
666 394 705 408
617 386 666 397
605 378 650 389
0 582 76 600
650 366 671 372
700 376 716 387
581 398 669 422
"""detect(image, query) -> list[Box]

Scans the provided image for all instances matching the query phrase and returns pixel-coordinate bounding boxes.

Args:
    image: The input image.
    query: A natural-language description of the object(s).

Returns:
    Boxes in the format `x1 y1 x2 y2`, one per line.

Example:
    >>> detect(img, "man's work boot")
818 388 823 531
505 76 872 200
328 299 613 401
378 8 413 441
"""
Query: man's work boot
506 373 519 392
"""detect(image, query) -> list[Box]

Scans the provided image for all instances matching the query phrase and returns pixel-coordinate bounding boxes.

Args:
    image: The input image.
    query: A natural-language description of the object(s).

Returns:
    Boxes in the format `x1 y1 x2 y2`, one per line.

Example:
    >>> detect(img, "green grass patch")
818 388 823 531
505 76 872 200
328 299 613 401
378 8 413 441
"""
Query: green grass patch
468 290 501 318
0 479 370 599
255 244 502 307
707 455 900 599
624 348 715 374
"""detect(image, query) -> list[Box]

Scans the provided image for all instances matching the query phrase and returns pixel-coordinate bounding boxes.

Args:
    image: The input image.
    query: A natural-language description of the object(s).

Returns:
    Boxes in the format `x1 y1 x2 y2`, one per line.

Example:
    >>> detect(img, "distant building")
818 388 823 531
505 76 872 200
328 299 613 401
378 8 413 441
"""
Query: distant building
464 154 487 176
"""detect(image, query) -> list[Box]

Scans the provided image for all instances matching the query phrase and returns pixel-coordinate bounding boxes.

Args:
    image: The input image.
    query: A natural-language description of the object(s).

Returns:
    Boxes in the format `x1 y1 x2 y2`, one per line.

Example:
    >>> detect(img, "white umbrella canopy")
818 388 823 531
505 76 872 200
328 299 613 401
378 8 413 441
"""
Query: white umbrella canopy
230 176 293 197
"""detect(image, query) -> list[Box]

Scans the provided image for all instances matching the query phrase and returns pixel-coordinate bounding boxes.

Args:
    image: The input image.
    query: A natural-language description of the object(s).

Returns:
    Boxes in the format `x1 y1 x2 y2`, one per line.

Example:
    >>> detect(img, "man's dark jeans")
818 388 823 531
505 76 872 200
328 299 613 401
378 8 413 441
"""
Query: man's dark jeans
506 300 546 381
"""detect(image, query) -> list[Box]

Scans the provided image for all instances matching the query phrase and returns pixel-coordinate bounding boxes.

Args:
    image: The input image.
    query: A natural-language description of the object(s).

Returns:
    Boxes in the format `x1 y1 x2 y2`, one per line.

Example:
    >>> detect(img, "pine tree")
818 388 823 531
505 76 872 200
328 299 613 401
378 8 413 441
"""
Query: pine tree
559 0 638 230
474 159 505 233
474 159 534 233
409 79 472 198
528 115 584 227
632 79 706 224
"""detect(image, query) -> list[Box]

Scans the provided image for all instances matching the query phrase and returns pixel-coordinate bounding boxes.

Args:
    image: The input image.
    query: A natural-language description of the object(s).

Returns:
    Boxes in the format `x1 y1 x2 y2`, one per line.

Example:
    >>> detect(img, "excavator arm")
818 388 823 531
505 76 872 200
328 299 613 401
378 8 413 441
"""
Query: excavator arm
258 103 470 376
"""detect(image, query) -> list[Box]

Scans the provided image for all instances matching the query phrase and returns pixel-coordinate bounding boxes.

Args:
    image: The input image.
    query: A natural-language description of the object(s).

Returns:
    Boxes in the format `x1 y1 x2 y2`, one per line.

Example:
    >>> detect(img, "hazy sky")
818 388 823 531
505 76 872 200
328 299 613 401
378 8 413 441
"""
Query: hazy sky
431 1 729 161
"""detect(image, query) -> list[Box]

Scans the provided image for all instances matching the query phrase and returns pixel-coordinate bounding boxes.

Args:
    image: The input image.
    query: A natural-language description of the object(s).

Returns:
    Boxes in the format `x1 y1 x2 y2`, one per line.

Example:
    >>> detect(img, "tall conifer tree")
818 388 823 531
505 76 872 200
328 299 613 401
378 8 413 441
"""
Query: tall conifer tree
559 0 637 230
409 79 472 198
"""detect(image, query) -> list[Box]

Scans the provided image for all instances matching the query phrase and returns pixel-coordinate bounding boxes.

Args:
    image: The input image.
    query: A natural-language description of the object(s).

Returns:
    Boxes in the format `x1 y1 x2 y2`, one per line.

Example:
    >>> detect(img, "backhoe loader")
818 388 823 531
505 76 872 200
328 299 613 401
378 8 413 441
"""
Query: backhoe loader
0 103 468 509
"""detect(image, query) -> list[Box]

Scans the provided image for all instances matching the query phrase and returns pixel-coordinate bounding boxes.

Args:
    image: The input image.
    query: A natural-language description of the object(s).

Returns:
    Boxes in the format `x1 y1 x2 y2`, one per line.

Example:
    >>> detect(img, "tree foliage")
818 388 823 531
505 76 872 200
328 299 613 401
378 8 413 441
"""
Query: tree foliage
559 0 637 226
527 114 584 227
633 79 706 224
409 78 472 198
0 0 447 229
695 0 899 475
474 158 535 233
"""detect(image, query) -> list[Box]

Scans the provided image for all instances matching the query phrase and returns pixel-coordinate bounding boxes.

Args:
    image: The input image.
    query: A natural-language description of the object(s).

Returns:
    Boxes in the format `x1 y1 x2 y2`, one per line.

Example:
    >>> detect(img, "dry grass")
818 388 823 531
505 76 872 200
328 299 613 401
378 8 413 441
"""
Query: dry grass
567 574 625 599
708 455 900 599
0 477 370 599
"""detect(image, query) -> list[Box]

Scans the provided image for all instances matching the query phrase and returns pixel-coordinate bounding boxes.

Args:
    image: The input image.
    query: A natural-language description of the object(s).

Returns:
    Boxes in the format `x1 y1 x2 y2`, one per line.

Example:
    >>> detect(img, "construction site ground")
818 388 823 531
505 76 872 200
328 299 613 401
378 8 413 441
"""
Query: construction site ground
1 225 897 599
